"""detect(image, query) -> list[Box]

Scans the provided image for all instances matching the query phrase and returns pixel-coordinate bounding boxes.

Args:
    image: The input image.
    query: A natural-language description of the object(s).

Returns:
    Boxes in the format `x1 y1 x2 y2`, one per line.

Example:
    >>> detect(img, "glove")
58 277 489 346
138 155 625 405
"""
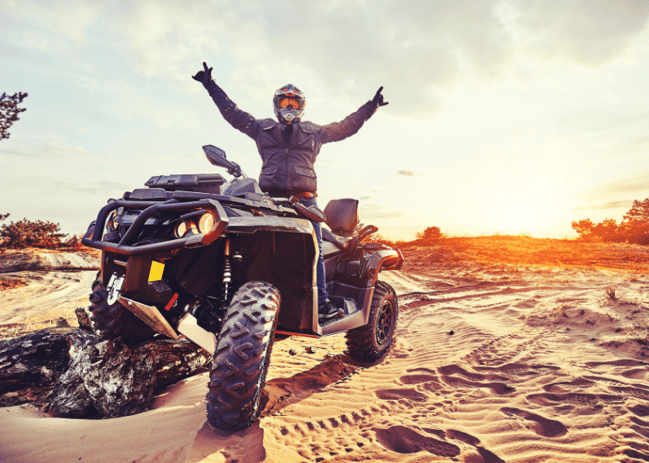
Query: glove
372 86 389 107
192 61 213 87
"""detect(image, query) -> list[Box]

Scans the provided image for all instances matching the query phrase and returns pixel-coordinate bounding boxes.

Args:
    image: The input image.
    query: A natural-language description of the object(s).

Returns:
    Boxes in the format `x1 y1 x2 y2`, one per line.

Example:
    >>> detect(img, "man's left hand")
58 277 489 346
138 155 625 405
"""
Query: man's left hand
372 86 389 107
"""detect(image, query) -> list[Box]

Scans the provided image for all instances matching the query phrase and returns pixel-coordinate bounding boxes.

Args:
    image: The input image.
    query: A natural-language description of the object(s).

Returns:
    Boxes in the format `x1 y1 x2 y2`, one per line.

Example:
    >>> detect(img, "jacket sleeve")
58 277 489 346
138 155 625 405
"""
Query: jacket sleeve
318 100 378 144
204 80 259 139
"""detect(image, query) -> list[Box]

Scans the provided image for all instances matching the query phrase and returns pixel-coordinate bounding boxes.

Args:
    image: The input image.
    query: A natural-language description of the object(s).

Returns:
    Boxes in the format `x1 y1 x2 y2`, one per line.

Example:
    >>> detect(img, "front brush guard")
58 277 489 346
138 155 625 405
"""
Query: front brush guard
82 198 229 256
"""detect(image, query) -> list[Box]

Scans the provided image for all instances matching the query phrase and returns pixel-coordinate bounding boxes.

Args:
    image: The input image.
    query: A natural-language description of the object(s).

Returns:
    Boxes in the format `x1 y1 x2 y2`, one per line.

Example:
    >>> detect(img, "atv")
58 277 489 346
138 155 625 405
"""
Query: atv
82 145 404 431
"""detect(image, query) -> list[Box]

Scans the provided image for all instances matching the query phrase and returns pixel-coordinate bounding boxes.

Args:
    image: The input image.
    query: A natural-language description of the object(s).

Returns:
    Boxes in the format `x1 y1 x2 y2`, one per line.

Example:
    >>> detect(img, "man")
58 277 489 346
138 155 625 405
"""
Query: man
193 62 388 321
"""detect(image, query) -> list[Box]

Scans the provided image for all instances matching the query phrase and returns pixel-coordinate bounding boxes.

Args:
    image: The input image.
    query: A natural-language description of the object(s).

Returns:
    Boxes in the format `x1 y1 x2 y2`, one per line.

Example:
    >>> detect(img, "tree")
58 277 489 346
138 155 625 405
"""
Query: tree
620 198 649 245
1 92 28 141
416 226 443 243
623 198 649 222
572 198 649 245
0 216 67 249
572 219 595 241
593 218 622 243
620 219 649 245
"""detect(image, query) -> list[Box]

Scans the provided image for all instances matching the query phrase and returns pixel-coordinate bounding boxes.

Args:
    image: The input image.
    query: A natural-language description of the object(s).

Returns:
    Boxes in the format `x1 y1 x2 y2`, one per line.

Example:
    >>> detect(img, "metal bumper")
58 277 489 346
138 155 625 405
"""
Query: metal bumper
82 198 229 256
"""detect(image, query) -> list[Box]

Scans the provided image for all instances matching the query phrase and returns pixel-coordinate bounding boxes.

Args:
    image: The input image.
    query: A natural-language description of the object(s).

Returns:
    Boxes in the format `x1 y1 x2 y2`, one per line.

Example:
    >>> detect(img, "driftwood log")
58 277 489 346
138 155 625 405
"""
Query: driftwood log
0 318 211 417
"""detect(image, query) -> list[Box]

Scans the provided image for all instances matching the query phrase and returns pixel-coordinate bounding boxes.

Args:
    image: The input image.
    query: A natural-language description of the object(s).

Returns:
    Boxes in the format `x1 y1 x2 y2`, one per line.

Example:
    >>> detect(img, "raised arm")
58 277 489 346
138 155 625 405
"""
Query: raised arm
193 62 259 139
319 86 388 144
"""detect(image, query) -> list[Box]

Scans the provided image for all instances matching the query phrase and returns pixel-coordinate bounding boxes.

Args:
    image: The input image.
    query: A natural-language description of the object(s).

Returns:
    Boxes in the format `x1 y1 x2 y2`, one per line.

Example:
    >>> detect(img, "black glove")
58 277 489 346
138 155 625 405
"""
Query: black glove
372 86 389 107
192 61 213 87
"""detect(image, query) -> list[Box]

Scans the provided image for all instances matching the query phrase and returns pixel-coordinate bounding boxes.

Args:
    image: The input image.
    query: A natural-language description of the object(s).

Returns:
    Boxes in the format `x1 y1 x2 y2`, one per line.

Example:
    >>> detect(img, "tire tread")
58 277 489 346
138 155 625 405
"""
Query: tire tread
206 281 280 431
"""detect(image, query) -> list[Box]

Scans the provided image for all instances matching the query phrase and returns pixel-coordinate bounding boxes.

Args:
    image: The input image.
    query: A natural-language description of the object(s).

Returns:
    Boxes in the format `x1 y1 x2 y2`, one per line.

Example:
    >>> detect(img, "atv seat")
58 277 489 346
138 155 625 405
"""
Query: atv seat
322 228 354 254
324 199 358 237
321 199 359 256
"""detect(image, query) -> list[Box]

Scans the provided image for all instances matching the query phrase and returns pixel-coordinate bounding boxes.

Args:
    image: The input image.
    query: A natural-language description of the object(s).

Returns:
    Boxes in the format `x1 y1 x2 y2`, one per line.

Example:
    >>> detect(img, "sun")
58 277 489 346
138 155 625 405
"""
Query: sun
501 206 540 235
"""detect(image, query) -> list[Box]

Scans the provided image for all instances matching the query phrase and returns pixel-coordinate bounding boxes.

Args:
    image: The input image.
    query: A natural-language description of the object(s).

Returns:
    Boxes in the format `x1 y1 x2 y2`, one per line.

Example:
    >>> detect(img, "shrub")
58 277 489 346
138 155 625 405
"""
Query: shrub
416 226 443 243
573 198 649 245
0 215 67 250
619 219 649 245
62 234 85 251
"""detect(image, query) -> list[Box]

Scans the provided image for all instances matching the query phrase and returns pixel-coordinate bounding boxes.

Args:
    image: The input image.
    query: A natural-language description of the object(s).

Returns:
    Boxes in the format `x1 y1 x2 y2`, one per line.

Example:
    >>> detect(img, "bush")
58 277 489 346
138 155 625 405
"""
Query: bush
572 198 649 245
619 219 649 245
416 226 443 243
0 214 67 250
62 234 85 251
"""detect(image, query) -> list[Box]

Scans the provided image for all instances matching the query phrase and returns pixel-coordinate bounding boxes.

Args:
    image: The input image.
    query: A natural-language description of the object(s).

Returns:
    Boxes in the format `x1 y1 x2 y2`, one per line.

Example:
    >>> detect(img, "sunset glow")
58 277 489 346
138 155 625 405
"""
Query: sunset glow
500 206 540 235
2 2 649 241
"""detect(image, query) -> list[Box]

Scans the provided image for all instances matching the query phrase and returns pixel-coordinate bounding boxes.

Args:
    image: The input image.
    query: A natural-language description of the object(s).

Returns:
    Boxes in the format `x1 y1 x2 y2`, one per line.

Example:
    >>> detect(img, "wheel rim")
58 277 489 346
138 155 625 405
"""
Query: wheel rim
375 300 394 347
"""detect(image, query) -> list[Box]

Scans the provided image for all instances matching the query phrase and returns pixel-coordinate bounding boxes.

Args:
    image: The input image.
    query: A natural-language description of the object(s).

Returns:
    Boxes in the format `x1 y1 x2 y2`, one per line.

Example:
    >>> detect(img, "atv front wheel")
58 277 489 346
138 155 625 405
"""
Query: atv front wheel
346 280 398 362
88 280 156 345
206 281 280 431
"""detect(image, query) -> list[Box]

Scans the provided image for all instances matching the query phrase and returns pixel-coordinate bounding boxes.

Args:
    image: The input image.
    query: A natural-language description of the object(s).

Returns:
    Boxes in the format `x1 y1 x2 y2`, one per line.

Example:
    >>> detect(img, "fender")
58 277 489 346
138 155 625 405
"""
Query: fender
361 248 404 288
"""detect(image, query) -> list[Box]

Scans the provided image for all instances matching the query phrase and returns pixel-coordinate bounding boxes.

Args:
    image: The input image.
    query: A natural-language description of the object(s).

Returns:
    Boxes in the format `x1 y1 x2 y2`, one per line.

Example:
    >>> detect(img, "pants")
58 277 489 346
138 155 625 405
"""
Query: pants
298 196 327 306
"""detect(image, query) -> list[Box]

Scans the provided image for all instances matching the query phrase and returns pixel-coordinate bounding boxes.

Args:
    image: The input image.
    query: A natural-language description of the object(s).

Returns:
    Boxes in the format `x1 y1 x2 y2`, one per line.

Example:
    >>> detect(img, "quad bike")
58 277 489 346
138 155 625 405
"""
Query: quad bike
82 145 404 431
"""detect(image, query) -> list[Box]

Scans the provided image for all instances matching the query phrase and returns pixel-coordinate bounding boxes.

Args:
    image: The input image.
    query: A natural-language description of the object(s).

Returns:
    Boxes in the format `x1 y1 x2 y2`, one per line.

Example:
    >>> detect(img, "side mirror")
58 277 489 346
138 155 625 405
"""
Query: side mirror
203 145 231 169
203 145 245 178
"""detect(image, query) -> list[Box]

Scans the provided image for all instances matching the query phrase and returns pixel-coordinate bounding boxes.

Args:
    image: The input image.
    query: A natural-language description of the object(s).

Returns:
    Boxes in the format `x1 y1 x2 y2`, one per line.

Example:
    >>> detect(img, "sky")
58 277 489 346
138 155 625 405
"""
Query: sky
2 0 649 241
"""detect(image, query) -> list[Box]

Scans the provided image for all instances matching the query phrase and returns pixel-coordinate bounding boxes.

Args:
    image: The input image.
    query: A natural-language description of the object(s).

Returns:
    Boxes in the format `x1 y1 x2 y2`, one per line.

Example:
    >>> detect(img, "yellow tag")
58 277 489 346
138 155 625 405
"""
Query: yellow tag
149 261 165 282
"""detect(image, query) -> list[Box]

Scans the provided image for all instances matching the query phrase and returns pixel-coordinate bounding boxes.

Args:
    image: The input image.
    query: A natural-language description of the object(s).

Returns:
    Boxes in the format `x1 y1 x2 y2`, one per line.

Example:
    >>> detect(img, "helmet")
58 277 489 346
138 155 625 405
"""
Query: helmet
273 84 305 124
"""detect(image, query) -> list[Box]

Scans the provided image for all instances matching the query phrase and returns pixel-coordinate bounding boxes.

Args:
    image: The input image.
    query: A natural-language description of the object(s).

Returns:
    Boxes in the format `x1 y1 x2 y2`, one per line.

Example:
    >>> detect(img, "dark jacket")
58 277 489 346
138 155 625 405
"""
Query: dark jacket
205 81 378 194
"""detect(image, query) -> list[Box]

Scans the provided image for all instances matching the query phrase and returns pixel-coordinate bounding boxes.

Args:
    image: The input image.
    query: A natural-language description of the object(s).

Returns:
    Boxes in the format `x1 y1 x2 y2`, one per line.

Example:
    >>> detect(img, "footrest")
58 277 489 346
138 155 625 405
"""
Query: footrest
329 296 359 315
320 297 365 334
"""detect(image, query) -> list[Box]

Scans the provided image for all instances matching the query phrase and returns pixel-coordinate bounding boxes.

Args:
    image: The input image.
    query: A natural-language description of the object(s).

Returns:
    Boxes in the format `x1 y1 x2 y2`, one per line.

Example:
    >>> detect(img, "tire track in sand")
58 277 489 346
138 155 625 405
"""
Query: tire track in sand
257 267 649 462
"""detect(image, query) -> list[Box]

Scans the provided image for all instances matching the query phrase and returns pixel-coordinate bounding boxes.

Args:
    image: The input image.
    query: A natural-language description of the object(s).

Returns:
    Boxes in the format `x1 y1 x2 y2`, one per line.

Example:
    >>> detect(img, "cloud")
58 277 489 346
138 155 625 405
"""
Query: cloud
113 1 229 80
359 202 404 220
0 41 33 61
5 0 649 119
239 0 512 115
219 0 649 115
51 0 103 44
2 0 104 52
597 173 649 196
572 200 631 210
578 172 649 210
52 179 132 195
398 170 417 177
1 141 93 158
505 0 649 65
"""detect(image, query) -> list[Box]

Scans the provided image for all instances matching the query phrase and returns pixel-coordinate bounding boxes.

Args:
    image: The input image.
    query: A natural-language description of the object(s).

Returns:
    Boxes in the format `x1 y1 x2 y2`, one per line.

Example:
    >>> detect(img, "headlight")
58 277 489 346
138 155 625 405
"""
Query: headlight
175 221 189 238
176 220 199 238
107 211 118 231
198 212 215 233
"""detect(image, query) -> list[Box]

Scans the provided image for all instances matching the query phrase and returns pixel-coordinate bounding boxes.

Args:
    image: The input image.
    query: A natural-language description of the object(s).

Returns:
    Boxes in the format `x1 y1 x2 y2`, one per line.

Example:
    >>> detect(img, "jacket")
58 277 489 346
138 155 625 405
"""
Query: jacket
205 81 378 194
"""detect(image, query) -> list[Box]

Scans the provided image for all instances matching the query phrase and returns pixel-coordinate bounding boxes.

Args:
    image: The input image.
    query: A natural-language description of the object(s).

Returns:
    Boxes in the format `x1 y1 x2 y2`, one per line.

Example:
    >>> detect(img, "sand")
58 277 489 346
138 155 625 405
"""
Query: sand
1 239 649 462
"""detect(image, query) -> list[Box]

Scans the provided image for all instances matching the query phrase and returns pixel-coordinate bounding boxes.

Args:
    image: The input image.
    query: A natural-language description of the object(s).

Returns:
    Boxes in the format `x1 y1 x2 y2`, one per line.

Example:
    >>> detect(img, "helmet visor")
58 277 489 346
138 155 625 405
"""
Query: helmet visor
278 97 302 110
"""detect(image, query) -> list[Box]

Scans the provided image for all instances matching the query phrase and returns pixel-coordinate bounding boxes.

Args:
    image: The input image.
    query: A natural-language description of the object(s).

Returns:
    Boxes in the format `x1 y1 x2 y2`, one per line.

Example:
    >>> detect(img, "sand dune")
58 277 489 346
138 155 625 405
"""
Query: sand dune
0 249 99 337
1 239 649 462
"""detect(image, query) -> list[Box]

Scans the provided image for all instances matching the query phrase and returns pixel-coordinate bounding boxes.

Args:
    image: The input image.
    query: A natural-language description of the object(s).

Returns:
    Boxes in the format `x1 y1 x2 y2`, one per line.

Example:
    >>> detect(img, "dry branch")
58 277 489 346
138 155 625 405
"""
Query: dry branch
0 327 211 417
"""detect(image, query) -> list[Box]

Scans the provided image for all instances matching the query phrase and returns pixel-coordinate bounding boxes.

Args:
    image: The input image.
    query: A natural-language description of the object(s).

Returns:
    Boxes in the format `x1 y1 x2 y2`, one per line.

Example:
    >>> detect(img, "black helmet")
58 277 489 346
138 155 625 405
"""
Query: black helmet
273 84 305 124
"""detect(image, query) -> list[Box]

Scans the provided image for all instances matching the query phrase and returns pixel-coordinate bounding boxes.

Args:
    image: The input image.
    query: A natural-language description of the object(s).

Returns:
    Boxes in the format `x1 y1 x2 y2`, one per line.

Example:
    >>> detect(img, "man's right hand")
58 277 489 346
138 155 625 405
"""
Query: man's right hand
192 62 213 87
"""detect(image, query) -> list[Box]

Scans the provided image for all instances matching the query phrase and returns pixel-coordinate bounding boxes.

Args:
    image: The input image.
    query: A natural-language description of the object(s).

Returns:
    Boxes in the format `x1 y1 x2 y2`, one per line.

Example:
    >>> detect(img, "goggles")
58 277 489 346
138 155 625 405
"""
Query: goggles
278 97 302 110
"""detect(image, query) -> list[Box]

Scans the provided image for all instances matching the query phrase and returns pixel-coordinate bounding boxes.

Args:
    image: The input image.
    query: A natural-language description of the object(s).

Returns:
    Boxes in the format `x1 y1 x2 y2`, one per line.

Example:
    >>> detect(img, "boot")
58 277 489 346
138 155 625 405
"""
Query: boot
318 299 344 322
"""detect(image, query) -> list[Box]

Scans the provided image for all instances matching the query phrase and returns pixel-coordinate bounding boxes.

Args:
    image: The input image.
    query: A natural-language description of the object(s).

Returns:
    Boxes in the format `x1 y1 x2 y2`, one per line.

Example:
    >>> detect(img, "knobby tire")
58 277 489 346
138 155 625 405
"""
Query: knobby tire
346 280 398 362
206 281 280 431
